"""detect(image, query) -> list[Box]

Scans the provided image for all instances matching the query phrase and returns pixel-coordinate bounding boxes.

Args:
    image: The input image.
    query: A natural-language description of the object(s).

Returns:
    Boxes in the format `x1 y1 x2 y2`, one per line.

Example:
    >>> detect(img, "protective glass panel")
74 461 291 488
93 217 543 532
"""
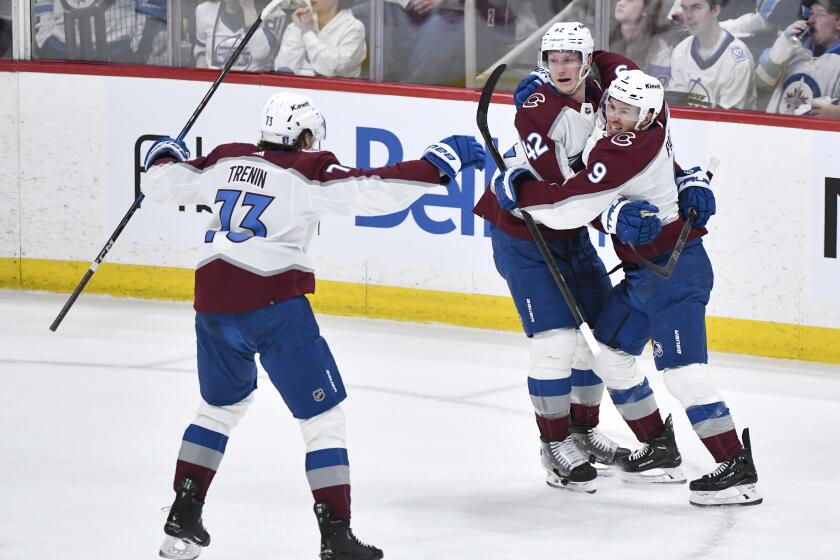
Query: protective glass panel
1 0 12 57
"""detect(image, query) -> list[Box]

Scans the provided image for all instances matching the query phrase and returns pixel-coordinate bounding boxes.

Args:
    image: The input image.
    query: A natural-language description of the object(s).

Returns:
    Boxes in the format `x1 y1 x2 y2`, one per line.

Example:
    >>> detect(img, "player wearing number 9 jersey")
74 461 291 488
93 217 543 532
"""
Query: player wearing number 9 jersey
473 22 640 494
142 91 484 560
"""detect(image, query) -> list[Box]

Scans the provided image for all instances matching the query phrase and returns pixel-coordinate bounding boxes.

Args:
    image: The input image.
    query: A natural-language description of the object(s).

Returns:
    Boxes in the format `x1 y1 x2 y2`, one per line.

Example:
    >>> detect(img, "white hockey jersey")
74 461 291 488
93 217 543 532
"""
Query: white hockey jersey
142 143 445 312
668 29 757 109
758 37 840 114
194 0 275 71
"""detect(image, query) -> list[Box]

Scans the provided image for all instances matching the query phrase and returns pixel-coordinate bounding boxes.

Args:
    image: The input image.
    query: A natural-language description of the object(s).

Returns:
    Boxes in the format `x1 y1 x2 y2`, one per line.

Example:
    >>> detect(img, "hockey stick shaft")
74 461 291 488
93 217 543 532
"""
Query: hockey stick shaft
629 158 719 279
476 64 601 356
49 0 283 332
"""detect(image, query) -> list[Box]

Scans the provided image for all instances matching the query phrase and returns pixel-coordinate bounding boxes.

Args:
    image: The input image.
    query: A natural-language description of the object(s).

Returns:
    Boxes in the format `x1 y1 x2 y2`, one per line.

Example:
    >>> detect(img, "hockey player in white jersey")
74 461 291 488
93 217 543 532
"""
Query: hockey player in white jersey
494 70 762 507
757 0 840 115
143 91 485 559
667 0 758 109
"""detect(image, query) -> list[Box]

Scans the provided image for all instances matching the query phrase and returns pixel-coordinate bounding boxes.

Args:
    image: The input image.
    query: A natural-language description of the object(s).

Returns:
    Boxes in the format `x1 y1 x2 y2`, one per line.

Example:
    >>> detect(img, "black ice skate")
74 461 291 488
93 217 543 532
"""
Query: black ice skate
615 414 686 484
570 423 631 472
689 428 763 507
540 436 598 493
159 476 211 560
315 502 383 560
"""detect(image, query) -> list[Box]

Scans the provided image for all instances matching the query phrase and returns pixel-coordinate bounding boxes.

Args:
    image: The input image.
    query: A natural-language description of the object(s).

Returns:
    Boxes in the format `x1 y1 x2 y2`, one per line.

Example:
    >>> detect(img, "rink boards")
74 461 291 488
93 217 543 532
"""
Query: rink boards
0 65 839 362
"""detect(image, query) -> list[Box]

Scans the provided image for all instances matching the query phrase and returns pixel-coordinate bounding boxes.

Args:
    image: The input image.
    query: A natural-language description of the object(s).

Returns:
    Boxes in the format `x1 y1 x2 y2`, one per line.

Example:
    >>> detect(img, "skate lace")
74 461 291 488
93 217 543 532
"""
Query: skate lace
628 443 651 461
705 459 733 479
348 528 374 550
550 438 586 468
588 429 615 452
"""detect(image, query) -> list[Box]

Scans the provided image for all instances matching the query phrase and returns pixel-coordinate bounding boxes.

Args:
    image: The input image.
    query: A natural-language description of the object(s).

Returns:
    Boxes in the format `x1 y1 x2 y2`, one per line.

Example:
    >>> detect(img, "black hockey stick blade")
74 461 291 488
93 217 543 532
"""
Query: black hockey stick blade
476 64 507 171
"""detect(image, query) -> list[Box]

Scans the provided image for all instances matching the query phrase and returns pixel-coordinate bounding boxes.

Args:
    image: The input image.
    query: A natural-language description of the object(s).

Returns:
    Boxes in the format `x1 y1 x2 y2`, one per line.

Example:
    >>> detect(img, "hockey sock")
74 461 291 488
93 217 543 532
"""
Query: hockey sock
570 368 604 428
529 376 571 441
686 402 743 462
173 424 228 501
306 448 352 521
607 378 664 442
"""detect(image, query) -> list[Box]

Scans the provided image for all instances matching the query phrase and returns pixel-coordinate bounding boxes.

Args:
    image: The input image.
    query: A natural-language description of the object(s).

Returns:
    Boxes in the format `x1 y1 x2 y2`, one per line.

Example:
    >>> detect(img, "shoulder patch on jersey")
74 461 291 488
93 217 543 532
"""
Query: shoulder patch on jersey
730 45 748 63
610 132 636 147
523 93 546 108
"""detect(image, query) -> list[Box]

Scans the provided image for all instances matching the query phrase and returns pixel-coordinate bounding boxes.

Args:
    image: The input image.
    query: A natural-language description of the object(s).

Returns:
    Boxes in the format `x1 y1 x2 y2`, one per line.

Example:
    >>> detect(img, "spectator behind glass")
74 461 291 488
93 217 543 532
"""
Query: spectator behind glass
666 0 757 109
32 0 152 62
0 0 11 58
195 0 276 71
274 0 366 78
610 0 673 86
757 0 840 117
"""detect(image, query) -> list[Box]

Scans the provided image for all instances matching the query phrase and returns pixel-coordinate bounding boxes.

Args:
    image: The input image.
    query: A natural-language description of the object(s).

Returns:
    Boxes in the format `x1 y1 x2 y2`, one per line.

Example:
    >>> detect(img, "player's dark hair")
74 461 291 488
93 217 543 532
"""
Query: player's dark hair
258 130 313 152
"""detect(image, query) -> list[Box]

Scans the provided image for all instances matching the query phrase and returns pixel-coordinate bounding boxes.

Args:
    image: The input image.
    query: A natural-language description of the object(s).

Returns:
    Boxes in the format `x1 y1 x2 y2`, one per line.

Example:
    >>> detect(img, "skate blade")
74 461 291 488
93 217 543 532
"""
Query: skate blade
689 483 763 507
620 466 687 485
592 461 621 477
159 536 203 560
545 472 597 494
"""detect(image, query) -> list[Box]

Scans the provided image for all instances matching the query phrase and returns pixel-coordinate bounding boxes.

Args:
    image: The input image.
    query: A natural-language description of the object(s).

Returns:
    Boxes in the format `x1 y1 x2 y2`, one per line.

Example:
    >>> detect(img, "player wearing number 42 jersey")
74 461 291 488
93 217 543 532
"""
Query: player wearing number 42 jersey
495 69 762 507
142 91 485 559
474 22 641 494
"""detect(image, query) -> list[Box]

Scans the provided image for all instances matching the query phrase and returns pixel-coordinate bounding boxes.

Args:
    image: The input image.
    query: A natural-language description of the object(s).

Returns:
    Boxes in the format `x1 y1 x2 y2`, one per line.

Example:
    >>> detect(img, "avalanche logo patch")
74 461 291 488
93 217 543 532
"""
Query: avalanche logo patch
611 132 636 147
313 388 326 402
652 340 664 358
523 93 546 108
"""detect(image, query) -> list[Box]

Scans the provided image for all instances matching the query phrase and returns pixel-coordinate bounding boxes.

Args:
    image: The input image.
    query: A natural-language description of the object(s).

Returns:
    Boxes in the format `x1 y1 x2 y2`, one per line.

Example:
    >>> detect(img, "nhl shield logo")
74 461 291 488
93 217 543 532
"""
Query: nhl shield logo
652 340 664 358
313 388 326 402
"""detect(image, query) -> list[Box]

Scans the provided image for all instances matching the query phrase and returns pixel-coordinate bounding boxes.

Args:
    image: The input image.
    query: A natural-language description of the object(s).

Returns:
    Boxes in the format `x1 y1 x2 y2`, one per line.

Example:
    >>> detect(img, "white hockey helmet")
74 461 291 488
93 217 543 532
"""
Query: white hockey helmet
260 92 326 149
539 22 594 90
606 69 664 130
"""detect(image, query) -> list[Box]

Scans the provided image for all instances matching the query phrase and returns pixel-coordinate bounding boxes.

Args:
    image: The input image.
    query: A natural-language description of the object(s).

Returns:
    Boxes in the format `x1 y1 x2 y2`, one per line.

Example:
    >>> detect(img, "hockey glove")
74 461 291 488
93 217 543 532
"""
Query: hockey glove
601 196 662 246
423 135 486 183
676 166 715 228
144 136 190 170
493 166 533 211
514 67 551 110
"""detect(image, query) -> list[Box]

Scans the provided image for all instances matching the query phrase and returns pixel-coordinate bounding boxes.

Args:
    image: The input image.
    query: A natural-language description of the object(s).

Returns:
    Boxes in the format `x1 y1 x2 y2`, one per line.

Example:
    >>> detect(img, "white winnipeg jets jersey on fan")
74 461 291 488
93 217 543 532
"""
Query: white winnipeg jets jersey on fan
765 45 840 114
194 1 275 71
668 30 757 109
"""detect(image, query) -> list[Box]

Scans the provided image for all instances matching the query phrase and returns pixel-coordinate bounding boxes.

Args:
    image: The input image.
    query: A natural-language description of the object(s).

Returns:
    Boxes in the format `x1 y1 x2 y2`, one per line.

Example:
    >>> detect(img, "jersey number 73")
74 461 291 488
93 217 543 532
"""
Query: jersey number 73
205 189 275 243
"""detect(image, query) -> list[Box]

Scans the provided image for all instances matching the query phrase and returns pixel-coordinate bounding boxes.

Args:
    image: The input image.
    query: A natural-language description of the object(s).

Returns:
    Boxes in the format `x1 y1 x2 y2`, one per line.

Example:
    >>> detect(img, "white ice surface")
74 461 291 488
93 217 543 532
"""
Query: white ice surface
1 291 839 560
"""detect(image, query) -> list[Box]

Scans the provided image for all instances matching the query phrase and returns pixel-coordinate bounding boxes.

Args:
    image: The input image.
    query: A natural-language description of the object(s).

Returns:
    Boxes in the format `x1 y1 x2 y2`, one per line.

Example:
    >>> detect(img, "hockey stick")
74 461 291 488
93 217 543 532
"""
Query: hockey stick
49 0 285 332
477 64 601 356
627 157 719 279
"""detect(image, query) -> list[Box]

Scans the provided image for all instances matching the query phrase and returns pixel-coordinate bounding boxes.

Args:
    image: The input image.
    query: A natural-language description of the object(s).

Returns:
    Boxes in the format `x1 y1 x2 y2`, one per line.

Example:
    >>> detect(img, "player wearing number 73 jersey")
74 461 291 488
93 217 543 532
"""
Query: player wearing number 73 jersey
141 91 485 560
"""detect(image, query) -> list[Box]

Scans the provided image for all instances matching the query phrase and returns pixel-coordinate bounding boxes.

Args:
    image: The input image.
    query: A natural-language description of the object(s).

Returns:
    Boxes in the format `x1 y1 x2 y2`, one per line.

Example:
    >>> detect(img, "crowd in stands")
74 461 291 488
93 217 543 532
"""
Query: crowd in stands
17 0 840 119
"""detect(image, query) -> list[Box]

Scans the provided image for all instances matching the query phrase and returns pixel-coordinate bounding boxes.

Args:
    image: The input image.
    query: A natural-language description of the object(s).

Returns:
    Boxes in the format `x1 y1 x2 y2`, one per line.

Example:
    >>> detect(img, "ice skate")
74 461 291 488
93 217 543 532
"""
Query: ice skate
540 436 597 493
689 428 763 507
159 476 210 560
615 414 686 484
570 424 630 476
315 502 383 560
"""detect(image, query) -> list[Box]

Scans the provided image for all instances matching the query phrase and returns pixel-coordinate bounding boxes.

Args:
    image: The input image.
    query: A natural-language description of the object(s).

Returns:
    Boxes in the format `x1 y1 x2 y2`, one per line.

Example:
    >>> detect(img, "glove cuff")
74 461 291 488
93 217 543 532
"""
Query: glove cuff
601 196 631 235
423 142 462 179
